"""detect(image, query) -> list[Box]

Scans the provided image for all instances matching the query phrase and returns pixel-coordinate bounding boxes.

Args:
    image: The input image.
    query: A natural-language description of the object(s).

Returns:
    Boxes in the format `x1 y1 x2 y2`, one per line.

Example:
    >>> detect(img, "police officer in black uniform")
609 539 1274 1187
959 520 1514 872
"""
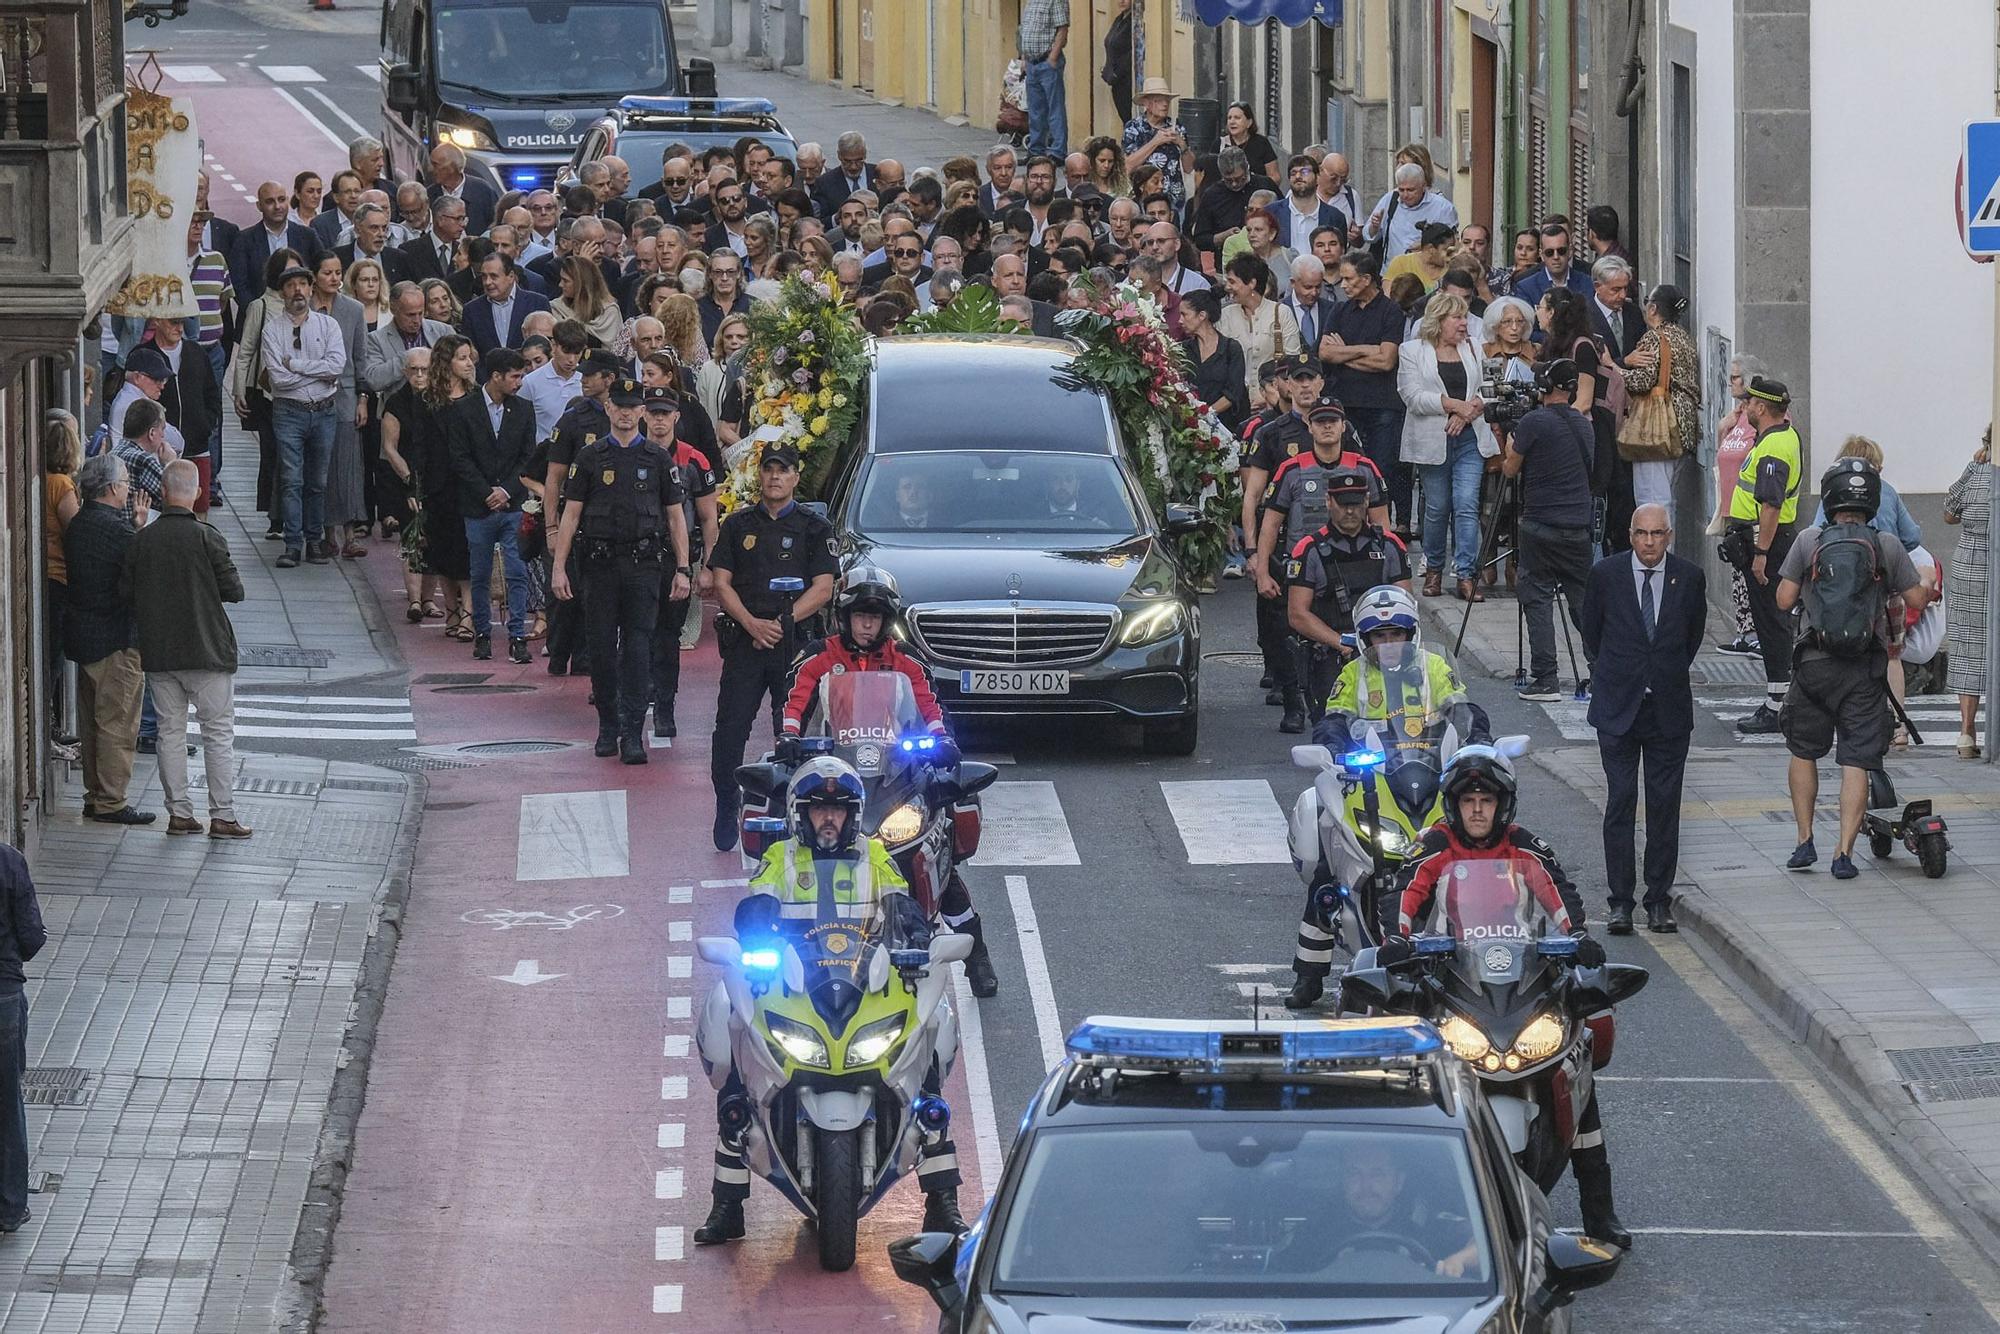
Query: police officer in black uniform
648 411 720 741
541 349 622 676
1285 465 1413 719
1243 354 1322 719
708 442 839 850
552 379 691 764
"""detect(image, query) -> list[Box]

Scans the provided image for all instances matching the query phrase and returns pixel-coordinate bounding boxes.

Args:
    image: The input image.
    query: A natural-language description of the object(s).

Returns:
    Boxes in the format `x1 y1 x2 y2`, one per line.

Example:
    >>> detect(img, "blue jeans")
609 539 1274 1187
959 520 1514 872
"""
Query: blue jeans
1346 404 1410 527
0 990 27 1226
465 509 529 639
1024 55 1067 158
1421 432 1485 579
271 398 335 552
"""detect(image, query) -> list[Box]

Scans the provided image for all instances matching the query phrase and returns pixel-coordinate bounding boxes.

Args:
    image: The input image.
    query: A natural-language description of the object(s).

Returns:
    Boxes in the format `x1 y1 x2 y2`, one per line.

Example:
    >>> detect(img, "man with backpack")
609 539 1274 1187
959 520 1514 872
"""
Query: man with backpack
1774 459 1925 879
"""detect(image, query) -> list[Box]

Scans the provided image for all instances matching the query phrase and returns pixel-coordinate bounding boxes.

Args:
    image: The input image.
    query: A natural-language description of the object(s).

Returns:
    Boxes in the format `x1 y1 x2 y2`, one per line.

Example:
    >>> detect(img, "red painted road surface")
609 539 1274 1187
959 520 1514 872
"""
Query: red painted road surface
162 73 353 227
317 543 983 1331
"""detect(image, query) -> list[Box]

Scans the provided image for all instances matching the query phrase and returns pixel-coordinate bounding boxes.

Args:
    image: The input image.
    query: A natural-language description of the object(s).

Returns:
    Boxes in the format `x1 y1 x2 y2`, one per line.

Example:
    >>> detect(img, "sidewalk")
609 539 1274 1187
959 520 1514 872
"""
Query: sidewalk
4 492 418 1333
1431 588 2000 1248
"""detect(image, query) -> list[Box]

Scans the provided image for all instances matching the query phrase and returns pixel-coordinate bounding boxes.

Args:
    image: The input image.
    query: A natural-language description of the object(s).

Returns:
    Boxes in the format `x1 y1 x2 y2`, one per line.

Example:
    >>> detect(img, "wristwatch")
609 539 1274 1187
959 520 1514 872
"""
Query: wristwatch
1754 546 1770 557
676 565 692 575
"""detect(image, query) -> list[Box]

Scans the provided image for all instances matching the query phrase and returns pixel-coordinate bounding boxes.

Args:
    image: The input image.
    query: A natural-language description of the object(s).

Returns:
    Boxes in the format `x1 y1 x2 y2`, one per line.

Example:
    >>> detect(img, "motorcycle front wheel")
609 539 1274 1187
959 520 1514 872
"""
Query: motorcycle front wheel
813 1125 862 1271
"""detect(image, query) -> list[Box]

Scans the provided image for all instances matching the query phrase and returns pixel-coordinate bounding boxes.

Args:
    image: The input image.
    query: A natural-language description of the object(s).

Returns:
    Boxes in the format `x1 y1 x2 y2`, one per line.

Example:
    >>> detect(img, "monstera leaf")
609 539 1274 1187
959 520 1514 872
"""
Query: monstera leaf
899 285 1009 334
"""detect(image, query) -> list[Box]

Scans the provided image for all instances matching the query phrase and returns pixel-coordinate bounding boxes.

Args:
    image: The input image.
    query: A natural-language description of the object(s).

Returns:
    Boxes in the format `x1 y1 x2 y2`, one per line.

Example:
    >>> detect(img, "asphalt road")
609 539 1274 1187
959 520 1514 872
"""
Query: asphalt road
147 9 2000 1327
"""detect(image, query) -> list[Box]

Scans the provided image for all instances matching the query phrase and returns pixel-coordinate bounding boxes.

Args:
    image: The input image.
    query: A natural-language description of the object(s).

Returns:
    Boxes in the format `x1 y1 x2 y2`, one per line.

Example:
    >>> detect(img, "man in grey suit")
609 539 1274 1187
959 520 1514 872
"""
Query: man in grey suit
363 283 456 395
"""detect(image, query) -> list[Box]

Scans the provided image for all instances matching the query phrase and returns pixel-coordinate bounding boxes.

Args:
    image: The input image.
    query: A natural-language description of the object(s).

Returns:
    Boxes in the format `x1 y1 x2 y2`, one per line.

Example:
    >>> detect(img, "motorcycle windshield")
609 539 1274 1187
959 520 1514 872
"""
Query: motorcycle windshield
1419 859 1541 988
792 916 878 1031
811 671 928 777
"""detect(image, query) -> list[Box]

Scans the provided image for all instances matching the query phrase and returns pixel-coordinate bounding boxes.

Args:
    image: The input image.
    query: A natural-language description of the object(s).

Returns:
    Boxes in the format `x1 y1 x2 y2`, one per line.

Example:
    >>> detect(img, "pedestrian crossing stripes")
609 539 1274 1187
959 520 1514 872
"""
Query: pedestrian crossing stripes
259 65 325 82
219 692 417 742
161 64 226 83
976 780 1291 868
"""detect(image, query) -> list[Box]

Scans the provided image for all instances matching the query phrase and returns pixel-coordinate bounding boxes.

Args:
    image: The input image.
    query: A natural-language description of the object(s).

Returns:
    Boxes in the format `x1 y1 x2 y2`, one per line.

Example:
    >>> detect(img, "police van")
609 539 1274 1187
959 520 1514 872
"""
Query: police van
378 0 719 194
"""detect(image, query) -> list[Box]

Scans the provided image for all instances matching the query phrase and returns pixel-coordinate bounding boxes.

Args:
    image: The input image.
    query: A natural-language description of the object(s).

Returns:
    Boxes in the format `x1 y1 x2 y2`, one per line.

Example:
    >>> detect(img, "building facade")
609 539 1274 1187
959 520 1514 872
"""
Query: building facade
0 0 136 849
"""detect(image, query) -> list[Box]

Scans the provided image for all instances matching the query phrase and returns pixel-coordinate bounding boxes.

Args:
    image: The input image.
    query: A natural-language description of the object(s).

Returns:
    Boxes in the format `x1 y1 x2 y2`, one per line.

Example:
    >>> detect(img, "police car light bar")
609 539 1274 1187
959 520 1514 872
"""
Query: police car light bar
1065 1016 1444 1077
619 95 781 118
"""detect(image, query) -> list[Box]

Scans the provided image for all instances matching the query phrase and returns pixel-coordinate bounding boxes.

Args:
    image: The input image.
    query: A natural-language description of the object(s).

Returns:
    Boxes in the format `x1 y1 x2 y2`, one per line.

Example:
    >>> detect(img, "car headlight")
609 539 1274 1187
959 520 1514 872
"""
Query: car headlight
1439 1014 1492 1063
1510 1011 1567 1064
844 1014 907 1067
764 1013 830 1068
441 124 496 151
1119 600 1185 646
877 801 925 847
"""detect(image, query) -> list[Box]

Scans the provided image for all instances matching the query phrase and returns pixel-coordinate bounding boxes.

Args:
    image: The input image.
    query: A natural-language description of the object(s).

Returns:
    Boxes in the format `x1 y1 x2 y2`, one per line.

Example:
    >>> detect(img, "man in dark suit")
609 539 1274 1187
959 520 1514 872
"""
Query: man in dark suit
335 204 414 286
1282 256 1343 375
195 172 240 267
427 142 501 236
396 195 468 284
1581 504 1707 934
1588 255 1644 366
1266 155 1350 253
810 132 876 222
229 181 323 303
462 252 554 357
446 346 538 663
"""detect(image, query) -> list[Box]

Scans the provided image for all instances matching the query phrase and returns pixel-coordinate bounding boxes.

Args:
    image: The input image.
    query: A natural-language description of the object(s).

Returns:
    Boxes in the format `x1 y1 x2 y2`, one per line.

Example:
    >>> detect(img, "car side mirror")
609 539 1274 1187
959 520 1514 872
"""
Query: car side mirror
683 56 718 98
1164 503 1203 534
887 1232 964 1313
1531 1232 1625 1314
386 63 421 114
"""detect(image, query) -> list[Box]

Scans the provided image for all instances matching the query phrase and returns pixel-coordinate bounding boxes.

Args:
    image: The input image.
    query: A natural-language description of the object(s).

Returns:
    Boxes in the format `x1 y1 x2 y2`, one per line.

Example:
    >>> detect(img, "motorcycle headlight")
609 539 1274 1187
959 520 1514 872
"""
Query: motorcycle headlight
878 801 925 847
764 1013 830 1068
1439 1014 1492 1063
440 124 497 151
844 1014 907 1068
1363 821 1411 856
1119 600 1185 646
1509 1012 1567 1064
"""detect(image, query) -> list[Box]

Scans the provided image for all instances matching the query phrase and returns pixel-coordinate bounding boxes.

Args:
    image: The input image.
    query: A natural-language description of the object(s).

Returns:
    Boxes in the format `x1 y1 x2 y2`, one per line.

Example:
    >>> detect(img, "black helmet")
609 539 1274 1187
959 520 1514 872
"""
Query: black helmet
1820 457 1881 521
834 564 901 651
1441 745 1517 848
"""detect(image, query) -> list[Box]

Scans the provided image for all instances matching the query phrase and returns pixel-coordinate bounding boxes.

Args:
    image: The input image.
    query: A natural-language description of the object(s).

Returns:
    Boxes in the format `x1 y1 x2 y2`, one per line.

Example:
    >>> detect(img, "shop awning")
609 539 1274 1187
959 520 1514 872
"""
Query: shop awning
1187 0 1340 27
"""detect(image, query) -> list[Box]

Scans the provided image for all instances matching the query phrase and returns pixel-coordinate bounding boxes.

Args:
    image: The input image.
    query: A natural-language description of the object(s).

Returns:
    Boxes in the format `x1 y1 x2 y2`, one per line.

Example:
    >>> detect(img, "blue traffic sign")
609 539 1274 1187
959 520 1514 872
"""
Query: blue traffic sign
1967 119 2000 256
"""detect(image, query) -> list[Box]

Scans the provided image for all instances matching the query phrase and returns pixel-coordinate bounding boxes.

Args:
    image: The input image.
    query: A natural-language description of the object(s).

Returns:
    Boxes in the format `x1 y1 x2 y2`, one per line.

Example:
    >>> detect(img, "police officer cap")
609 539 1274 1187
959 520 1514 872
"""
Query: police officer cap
123 345 171 382
1327 465 1373 497
1281 352 1322 379
580 350 623 378
1746 375 1790 405
1307 392 1347 424
760 441 800 470
1258 357 1286 385
606 377 645 407
641 384 681 411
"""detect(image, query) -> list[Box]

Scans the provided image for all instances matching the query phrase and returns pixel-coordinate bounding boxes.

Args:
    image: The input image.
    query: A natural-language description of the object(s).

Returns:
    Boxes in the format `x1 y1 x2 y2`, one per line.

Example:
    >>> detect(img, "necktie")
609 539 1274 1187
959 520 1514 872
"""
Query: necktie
1640 567 1657 639
1299 306 1315 348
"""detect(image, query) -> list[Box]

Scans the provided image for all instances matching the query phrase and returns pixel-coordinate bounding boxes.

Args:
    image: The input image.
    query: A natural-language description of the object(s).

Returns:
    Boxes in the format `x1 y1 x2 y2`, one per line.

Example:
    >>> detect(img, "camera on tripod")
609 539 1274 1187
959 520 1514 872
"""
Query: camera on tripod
1480 358 1541 429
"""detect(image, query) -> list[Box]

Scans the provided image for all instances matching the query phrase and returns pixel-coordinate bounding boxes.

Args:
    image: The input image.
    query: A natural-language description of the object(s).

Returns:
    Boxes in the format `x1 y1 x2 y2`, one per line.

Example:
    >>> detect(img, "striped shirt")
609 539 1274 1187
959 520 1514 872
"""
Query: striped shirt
189 249 229 346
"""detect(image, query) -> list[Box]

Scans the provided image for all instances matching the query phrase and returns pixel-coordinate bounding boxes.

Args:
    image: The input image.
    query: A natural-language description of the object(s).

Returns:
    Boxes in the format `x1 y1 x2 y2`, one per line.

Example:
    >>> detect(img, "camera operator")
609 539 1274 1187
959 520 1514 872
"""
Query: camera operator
1501 359 1597 701
1722 376 1804 734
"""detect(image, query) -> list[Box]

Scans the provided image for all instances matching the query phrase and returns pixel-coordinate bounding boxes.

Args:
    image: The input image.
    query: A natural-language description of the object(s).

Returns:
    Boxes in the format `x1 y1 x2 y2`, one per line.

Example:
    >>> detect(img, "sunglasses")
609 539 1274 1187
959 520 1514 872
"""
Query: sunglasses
891 247 922 258
1542 245 1569 257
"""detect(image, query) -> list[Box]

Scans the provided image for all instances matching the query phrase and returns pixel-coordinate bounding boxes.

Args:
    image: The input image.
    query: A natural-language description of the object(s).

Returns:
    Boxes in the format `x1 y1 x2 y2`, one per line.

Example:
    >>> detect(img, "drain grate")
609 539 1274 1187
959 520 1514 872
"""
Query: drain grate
381 755 480 772
28 1170 62 1194
458 740 571 755
433 684 536 695
1887 1043 2000 1103
1692 656 1768 686
23 1068 95 1108
323 777 406 793
238 645 335 668
1202 651 1264 668
231 777 321 797
414 672 493 686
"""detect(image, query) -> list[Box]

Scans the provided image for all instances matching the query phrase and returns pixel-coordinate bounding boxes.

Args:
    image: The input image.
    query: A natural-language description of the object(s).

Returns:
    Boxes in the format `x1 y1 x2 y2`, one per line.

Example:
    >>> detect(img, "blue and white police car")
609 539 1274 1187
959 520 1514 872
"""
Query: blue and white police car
890 1016 1624 1332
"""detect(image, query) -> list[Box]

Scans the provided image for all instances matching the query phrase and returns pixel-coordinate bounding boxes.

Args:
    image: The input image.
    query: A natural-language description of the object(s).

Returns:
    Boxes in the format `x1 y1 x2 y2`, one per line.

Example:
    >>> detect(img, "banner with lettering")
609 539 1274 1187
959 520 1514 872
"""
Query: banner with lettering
105 87 200 320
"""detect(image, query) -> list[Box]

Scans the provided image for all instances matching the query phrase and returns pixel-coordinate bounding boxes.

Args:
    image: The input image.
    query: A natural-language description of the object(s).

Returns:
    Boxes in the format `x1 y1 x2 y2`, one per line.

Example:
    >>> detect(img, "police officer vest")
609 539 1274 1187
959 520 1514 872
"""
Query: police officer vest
1304 530 1395 631
578 440 668 544
1729 423 1803 525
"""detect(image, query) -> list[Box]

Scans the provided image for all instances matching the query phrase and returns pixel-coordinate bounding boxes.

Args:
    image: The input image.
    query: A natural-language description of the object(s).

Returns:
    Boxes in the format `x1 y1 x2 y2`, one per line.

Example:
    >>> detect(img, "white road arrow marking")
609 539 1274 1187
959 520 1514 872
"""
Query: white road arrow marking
492 959 564 986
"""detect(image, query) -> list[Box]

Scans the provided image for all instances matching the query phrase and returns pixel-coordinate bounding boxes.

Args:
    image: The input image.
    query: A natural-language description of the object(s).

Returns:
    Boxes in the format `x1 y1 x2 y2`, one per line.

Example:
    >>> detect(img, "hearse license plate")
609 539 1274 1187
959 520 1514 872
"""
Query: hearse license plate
959 669 1071 695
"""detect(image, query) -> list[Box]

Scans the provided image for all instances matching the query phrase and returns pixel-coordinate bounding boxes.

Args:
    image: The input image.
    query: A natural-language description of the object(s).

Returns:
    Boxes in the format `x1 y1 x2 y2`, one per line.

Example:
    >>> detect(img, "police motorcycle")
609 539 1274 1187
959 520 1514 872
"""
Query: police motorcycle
1341 859 1649 1193
1286 590 1503 957
696 784 974 1272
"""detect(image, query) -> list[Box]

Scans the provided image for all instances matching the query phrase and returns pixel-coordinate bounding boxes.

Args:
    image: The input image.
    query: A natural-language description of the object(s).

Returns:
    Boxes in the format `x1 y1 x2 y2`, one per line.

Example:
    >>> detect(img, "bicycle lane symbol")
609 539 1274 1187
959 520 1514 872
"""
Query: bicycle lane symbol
461 904 628 931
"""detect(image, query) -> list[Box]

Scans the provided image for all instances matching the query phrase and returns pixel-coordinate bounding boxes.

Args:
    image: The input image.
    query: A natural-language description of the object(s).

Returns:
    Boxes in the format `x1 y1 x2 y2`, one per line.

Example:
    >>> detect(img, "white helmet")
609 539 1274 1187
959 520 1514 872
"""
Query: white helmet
1354 585 1420 642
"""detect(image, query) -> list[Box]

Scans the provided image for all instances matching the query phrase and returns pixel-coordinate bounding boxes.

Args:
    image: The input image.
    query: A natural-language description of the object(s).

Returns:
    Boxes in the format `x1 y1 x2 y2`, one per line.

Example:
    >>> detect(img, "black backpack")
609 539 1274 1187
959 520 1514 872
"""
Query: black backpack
1803 520 1884 657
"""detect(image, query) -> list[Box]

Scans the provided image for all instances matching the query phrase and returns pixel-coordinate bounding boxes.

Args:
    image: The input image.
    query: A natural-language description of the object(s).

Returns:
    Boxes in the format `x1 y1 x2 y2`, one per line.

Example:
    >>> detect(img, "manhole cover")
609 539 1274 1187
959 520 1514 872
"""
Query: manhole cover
1887 1043 2000 1103
1202 651 1264 667
23 1068 94 1108
238 645 335 668
433 684 537 695
414 672 493 686
457 740 573 755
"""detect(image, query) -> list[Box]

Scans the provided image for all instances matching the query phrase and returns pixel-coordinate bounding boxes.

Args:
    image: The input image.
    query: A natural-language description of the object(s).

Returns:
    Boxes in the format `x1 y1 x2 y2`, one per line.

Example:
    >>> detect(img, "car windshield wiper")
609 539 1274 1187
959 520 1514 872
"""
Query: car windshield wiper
990 1285 1080 1298
438 79 533 103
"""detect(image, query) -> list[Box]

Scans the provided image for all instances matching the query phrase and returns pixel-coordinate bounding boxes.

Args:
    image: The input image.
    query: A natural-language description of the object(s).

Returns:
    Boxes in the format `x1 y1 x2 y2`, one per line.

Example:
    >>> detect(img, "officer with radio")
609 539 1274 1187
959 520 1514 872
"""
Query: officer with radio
541 349 624 677
1285 466 1412 721
709 442 839 852
551 378 690 764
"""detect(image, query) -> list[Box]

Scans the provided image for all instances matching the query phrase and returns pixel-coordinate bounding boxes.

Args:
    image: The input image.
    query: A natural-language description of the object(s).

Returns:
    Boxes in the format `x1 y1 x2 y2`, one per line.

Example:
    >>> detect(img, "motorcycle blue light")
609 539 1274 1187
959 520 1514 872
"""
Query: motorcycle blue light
1535 936 1580 958
741 948 781 974
899 734 938 753
1283 1018 1444 1067
1064 1021 1224 1070
1415 935 1456 957
912 1094 951 1133
1342 749 1386 769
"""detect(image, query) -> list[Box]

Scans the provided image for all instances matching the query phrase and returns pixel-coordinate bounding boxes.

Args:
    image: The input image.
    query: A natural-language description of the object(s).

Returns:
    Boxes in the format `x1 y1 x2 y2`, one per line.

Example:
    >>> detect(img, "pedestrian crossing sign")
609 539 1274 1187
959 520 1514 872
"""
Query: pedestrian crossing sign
1965 120 2000 256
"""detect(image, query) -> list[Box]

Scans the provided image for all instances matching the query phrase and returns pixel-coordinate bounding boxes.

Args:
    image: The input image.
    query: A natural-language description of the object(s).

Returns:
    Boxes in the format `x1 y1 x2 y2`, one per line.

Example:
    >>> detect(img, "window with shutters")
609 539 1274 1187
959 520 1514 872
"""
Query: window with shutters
1528 112 1550 227
1569 130 1590 218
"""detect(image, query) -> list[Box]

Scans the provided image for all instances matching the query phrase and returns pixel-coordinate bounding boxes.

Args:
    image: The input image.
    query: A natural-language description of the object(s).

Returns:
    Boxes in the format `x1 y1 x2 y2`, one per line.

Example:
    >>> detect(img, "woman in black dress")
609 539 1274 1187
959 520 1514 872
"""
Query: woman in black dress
1223 102 1280 184
1178 288 1247 436
413 333 476 639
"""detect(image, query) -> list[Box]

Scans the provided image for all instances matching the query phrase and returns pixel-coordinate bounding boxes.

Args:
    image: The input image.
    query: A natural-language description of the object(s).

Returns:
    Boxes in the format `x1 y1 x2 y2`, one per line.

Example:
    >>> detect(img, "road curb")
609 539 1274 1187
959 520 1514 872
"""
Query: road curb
1527 749 2000 1249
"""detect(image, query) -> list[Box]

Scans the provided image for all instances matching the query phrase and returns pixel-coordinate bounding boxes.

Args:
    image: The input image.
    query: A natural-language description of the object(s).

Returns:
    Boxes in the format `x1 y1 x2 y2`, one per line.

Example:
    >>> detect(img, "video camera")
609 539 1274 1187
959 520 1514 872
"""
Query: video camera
1479 358 1541 430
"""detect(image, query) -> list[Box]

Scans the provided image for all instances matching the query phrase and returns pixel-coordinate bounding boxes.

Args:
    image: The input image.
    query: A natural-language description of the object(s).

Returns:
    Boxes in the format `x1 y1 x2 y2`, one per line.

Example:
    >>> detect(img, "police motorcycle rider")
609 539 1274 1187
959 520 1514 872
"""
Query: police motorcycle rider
1377 747 1630 1249
694 756 971 1245
1285 585 1490 1009
774 566 1001 997
1284 466 1412 723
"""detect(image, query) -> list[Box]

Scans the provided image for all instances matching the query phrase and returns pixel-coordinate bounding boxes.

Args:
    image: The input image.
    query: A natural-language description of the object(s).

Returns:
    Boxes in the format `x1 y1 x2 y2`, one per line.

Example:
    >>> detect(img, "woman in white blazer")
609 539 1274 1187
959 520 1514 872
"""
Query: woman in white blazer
1398 292 1498 600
